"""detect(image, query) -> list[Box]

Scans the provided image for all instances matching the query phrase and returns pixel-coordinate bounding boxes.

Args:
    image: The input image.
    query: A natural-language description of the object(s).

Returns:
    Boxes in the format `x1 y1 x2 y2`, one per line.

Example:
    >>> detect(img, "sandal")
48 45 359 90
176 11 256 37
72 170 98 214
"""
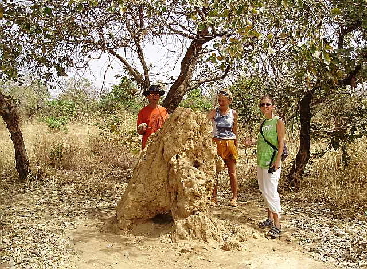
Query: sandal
267 226 281 239
229 199 237 207
258 218 273 229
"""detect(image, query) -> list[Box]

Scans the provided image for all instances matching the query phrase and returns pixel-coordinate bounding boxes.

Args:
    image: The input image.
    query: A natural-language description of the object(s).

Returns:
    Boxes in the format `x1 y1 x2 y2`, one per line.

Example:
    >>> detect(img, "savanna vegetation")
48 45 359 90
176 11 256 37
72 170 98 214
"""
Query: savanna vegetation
1 0 367 268
1 73 366 215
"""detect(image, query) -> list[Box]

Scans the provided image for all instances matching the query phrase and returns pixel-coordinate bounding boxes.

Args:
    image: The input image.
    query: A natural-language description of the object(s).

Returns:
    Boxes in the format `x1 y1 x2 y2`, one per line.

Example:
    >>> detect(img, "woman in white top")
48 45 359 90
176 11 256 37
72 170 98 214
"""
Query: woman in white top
208 89 239 207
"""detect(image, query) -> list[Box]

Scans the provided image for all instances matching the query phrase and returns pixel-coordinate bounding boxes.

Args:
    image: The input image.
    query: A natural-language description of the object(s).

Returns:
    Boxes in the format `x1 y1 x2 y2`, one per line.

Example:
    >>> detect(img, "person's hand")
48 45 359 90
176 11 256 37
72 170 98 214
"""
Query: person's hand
137 123 147 134
244 137 255 147
273 160 281 170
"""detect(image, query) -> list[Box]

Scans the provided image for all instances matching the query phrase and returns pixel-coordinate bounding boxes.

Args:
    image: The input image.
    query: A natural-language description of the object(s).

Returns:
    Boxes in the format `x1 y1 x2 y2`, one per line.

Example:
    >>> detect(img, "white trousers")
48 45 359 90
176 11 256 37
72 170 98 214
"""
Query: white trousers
257 166 281 216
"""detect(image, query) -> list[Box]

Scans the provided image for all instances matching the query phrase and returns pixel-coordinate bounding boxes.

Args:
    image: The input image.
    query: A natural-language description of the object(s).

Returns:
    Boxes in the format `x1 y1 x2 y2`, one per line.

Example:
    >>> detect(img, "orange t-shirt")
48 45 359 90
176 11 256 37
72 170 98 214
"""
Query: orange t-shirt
137 105 168 148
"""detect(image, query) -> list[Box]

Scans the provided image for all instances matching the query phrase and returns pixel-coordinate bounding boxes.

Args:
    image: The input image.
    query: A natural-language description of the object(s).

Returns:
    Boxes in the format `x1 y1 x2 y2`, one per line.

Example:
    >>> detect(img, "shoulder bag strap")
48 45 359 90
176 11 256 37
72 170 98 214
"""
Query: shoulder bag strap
260 119 278 167
260 120 278 151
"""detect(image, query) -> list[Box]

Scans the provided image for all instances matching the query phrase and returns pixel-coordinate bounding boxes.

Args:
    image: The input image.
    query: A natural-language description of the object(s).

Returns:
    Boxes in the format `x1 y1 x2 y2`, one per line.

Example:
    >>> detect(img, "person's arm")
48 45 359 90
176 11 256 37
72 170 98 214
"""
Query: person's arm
244 137 257 147
137 110 147 135
273 118 285 169
207 108 216 121
232 109 238 147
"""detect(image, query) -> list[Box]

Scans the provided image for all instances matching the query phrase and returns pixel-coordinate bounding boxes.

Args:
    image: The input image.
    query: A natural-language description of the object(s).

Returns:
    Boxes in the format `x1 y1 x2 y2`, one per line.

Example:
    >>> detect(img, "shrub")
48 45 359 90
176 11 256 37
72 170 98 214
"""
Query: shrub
180 88 213 111
98 77 143 113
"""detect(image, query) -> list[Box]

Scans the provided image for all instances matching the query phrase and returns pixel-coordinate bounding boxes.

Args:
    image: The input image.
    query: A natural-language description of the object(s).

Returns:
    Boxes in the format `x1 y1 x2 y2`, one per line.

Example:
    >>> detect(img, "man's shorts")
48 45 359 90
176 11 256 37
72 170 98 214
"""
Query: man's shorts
214 139 238 162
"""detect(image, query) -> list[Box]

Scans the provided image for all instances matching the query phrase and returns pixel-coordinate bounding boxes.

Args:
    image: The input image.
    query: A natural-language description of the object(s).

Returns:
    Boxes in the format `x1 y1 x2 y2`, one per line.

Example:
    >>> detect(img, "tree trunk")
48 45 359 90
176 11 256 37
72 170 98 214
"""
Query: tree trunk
287 91 313 190
0 92 30 181
162 29 213 113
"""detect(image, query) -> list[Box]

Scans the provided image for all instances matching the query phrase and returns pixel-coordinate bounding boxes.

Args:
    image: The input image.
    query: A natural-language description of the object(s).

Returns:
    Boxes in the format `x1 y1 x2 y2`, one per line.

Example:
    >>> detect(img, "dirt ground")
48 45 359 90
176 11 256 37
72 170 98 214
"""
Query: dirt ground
71 196 337 269
2 177 365 269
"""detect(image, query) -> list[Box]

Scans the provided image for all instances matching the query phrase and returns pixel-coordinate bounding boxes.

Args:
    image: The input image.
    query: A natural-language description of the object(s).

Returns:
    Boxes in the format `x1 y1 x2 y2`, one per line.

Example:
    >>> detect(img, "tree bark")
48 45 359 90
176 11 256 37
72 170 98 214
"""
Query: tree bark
162 29 213 113
287 91 313 190
0 92 30 181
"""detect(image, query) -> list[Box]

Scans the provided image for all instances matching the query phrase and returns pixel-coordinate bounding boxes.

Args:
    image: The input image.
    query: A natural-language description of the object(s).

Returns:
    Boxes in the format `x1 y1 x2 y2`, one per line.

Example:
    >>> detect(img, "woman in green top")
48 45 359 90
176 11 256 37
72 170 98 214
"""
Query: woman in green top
257 95 285 239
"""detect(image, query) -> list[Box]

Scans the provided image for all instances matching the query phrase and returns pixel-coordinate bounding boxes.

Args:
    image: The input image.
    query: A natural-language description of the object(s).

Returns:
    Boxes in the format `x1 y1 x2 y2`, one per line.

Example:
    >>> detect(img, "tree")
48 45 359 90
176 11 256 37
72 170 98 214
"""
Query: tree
1 0 84 180
284 0 367 189
222 0 367 189
0 0 258 180
2 0 366 184
0 93 30 181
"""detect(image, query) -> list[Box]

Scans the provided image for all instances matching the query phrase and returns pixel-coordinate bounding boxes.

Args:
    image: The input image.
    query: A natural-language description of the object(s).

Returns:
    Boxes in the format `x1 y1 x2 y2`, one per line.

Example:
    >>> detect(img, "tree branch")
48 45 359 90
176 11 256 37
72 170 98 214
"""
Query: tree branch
188 64 231 91
126 17 150 89
338 20 362 49
106 48 145 87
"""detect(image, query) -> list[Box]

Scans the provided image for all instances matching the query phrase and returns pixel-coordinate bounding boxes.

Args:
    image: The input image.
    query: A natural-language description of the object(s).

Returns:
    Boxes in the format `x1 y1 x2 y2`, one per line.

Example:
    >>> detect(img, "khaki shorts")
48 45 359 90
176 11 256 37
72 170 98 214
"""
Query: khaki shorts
214 139 238 162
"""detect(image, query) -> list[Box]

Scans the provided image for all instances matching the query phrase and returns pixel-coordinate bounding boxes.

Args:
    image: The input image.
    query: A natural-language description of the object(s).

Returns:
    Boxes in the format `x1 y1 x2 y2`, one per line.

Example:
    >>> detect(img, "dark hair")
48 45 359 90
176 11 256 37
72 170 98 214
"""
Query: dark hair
149 85 162 92
142 84 165 97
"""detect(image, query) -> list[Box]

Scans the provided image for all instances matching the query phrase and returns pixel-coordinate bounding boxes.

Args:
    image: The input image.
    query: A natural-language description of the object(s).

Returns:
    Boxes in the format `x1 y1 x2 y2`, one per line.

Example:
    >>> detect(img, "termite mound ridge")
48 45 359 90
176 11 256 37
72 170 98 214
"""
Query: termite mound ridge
115 108 216 238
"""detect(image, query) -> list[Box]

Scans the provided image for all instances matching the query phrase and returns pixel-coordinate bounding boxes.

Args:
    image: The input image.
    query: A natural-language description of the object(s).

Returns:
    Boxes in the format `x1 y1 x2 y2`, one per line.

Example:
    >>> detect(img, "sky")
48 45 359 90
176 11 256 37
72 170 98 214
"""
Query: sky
71 40 186 93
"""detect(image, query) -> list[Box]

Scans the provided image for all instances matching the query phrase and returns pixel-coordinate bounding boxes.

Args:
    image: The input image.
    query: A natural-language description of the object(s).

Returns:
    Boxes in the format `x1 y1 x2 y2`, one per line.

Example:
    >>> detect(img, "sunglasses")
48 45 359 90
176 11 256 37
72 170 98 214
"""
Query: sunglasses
218 91 229 96
260 103 272 107
148 92 161 96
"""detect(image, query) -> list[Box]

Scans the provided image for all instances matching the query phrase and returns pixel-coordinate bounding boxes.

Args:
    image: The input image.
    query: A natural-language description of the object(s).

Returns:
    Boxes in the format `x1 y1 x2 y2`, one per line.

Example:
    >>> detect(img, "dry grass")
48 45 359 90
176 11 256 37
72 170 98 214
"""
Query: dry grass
0 113 141 268
1 112 367 268
300 138 367 216
1 113 366 218
0 110 140 180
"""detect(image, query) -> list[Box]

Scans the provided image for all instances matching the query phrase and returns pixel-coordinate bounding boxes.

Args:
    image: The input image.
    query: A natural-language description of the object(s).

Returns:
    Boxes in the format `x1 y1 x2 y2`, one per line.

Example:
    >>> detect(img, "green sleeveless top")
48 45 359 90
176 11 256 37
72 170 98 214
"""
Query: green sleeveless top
257 116 279 168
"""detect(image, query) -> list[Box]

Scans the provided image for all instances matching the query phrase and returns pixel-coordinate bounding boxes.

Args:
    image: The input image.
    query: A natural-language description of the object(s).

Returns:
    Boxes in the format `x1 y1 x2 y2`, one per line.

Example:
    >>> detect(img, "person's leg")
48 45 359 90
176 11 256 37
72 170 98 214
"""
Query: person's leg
272 212 280 229
212 144 224 204
262 168 281 214
257 167 271 218
257 167 274 228
226 159 238 205
267 208 273 221
263 169 282 238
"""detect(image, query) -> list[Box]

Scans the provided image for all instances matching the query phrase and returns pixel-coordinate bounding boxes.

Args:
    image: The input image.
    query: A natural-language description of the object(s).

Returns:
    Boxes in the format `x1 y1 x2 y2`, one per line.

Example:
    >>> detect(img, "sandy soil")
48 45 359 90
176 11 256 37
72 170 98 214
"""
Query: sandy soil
71 198 337 269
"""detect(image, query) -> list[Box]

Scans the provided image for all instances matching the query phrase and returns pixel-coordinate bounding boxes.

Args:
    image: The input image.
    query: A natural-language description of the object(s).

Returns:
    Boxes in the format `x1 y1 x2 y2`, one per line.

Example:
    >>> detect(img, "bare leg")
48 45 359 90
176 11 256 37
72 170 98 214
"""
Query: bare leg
267 208 273 220
226 159 238 205
272 212 280 229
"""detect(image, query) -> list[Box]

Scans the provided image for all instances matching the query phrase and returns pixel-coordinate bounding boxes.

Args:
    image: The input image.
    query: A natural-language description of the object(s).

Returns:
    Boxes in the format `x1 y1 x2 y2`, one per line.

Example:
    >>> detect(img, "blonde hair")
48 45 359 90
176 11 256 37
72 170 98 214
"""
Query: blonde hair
217 89 233 100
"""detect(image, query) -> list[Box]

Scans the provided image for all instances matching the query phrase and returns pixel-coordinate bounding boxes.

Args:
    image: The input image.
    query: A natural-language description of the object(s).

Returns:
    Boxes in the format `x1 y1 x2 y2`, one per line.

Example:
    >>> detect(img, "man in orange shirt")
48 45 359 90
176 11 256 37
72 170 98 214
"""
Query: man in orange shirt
137 85 169 149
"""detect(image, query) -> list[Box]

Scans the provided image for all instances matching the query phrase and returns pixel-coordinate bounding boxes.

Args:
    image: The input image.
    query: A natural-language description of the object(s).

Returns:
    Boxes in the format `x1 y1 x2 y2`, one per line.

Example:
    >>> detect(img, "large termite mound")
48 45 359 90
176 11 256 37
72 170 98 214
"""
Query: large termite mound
116 107 217 239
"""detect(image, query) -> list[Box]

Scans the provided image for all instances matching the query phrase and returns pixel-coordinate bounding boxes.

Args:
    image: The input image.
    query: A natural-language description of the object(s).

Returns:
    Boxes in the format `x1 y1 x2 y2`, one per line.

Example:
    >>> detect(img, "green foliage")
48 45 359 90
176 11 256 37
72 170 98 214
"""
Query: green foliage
93 111 141 154
34 77 100 130
46 99 76 118
99 77 143 113
230 77 296 134
44 116 69 131
57 77 99 116
312 92 367 150
0 79 50 118
180 89 213 111
95 114 125 135
41 100 76 131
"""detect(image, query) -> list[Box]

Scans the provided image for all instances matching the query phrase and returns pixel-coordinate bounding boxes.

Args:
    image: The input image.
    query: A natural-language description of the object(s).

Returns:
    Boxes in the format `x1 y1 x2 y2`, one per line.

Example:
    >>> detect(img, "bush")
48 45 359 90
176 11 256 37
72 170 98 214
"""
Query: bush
0 78 50 118
180 88 213 111
98 77 143 113
44 116 69 131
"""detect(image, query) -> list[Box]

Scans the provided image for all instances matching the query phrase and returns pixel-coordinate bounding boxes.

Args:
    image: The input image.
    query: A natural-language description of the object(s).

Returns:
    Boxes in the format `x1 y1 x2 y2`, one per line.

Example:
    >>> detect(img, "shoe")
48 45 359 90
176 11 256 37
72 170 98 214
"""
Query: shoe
258 218 273 229
229 199 237 207
267 226 281 239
